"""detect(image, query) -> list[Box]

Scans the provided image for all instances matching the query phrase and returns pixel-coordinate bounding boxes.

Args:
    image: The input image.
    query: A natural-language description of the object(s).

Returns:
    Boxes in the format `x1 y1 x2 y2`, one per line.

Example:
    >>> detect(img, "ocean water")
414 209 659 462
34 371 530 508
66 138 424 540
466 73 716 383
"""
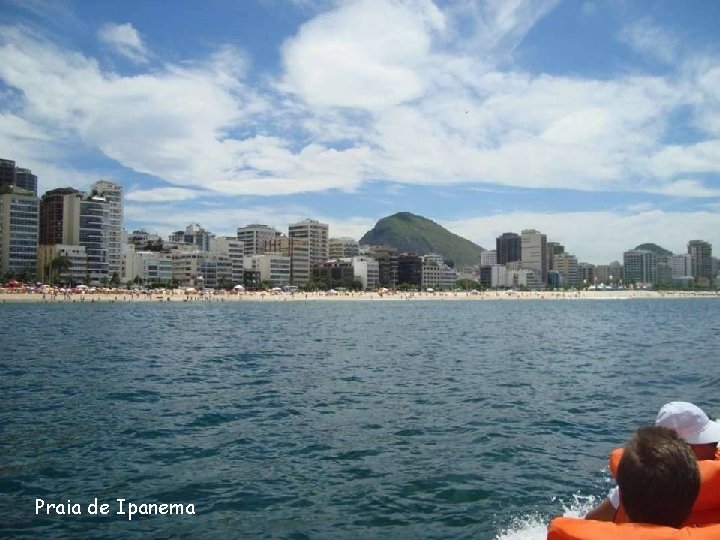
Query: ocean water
1 298 719 539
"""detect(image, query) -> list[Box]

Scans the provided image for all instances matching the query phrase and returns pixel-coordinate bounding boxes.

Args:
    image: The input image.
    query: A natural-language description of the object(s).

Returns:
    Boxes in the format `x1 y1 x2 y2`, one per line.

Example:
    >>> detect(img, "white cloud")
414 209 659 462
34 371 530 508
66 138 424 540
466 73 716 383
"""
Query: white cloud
1 1 720 201
98 22 149 64
619 20 678 64
280 0 445 110
125 187 202 202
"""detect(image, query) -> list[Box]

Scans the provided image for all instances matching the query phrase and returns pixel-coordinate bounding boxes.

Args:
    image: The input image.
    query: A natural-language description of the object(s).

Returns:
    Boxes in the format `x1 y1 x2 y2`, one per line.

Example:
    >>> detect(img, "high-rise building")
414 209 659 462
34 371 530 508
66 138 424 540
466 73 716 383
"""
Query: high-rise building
546 242 564 271
0 159 37 196
363 245 398 288
521 229 547 283
480 249 497 266
169 223 213 252
688 240 713 287
237 224 279 257
553 253 579 288
289 219 329 269
263 235 310 286
92 180 123 279
80 195 110 284
397 253 422 287
623 249 657 286
39 188 83 246
0 186 39 279
496 232 521 265
210 236 245 285
329 237 359 259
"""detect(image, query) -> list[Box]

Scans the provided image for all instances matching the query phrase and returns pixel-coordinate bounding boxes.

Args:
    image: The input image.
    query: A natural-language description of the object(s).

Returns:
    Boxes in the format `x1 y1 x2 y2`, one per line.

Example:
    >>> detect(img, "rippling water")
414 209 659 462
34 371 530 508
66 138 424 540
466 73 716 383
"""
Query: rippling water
1 299 719 539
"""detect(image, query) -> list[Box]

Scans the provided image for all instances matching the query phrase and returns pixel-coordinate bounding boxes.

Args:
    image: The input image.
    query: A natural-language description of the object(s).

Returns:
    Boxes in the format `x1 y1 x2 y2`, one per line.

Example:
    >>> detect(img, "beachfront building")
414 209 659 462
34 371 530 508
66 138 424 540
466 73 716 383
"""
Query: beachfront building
594 261 622 285
421 253 457 290
329 237 359 259
363 245 398 288
169 223 213 252
313 259 355 289
199 258 234 289
92 180 123 280
521 229 547 283
123 246 173 285
126 229 163 251
237 224 279 257
263 236 310 287
289 219 328 270
0 158 37 195
508 268 542 289
351 256 380 290
247 253 291 287
546 242 564 271
578 262 595 288
496 232 521 265
623 249 657 287
171 250 210 287
0 186 39 280
80 195 110 284
480 249 497 266
397 254 422 288
553 253 580 288
688 240 713 287
38 244 88 284
210 236 245 285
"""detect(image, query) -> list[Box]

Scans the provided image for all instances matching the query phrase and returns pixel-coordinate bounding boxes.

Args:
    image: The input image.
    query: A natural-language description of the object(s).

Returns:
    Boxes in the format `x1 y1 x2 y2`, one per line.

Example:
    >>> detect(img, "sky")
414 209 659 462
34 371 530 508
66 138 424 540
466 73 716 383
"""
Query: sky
1 0 719 264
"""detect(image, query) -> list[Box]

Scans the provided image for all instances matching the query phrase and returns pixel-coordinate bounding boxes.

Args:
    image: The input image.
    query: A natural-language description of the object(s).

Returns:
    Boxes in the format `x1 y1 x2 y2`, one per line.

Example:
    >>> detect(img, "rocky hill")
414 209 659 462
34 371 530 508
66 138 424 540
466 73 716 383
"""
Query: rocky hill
359 212 484 267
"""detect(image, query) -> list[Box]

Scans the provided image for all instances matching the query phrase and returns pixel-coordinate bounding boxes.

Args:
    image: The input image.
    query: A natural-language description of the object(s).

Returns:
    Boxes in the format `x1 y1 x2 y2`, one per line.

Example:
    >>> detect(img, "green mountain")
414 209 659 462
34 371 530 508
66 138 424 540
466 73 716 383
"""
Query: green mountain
360 212 484 267
634 243 673 256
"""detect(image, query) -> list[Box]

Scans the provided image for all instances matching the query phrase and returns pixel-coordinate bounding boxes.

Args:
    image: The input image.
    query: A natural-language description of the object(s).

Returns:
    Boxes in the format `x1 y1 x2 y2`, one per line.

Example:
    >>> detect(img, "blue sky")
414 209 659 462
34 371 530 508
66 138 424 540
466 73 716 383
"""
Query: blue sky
1 0 719 264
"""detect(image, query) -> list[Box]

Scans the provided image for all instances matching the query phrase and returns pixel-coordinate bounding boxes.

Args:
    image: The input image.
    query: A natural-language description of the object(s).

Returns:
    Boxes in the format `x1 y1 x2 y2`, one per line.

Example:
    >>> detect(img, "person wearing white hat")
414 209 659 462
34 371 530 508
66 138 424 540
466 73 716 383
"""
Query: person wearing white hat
585 401 720 522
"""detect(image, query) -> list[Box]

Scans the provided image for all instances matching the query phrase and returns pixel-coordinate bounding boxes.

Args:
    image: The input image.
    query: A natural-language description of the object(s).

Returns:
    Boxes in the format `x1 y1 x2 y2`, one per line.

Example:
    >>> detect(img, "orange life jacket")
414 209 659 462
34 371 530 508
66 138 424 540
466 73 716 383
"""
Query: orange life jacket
609 448 720 526
548 517 720 540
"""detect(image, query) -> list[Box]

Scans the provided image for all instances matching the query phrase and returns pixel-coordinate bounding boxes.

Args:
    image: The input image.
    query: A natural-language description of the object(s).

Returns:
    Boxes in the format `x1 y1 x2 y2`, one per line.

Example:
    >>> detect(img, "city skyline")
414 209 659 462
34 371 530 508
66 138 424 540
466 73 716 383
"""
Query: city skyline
1 1 720 264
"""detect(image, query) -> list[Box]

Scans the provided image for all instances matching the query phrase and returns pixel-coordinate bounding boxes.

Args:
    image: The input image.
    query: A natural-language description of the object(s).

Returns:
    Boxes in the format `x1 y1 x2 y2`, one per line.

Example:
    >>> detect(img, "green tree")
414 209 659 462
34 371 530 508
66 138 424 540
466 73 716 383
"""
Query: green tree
49 255 72 285
109 272 121 287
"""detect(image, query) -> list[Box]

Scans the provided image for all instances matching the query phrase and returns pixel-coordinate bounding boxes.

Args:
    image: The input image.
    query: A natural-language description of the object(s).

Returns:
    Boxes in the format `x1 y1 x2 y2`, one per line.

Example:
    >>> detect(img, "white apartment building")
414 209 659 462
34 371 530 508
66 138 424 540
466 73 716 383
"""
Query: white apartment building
421 253 457 290
289 219 328 269
263 236 310 286
490 264 509 288
247 253 291 287
210 236 245 285
521 229 547 282
92 180 123 279
124 245 173 285
351 256 379 290
37 244 87 284
237 224 279 257
480 249 497 266
171 250 210 287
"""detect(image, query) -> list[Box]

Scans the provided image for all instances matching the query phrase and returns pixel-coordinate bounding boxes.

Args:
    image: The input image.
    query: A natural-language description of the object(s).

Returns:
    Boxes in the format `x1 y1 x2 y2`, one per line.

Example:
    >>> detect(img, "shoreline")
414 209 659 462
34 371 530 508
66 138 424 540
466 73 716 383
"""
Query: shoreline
1 289 719 303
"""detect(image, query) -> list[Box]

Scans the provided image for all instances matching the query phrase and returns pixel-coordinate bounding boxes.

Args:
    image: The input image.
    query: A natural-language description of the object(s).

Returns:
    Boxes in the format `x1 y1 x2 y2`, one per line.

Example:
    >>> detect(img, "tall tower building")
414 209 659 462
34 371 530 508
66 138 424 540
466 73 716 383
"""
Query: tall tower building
546 242 564 271
237 224 279 257
264 236 310 286
521 229 547 282
496 232 521 265
623 250 657 286
289 219 329 269
688 240 713 287
0 159 37 196
92 180 123 279
0 186 39 279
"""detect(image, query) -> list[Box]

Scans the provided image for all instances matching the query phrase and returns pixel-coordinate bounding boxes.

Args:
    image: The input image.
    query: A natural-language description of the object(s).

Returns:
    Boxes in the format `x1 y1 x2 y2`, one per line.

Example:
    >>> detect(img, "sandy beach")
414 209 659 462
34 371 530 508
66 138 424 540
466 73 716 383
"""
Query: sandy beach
1 288 718 303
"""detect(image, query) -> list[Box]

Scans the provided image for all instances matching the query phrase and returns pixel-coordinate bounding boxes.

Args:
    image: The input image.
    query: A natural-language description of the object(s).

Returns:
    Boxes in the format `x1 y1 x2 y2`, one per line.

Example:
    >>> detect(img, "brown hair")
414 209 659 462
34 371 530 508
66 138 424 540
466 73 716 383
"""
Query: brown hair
617 426 700 527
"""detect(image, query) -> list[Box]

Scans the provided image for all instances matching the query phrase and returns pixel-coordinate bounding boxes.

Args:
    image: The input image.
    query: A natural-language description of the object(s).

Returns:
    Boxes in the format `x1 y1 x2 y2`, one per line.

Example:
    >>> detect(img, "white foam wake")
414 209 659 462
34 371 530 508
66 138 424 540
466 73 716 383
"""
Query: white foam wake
495 494 598 540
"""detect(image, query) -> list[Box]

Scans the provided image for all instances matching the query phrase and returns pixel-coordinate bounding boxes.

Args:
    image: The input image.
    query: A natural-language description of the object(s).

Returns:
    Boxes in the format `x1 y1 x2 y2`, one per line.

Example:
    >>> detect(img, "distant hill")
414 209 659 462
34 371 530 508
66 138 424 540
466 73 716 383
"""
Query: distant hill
359 212 484 267
634 243 673 256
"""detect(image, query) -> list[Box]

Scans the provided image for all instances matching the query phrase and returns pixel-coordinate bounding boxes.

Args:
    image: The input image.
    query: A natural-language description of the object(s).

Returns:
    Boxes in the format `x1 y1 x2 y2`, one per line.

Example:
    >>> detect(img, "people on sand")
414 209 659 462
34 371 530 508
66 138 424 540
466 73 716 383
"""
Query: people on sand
585 401 720 521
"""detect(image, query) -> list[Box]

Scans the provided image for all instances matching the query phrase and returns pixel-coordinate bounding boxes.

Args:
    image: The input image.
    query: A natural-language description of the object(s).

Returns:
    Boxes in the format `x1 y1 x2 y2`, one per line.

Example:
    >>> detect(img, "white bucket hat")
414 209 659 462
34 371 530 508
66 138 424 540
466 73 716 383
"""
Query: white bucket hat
655 402 720 445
